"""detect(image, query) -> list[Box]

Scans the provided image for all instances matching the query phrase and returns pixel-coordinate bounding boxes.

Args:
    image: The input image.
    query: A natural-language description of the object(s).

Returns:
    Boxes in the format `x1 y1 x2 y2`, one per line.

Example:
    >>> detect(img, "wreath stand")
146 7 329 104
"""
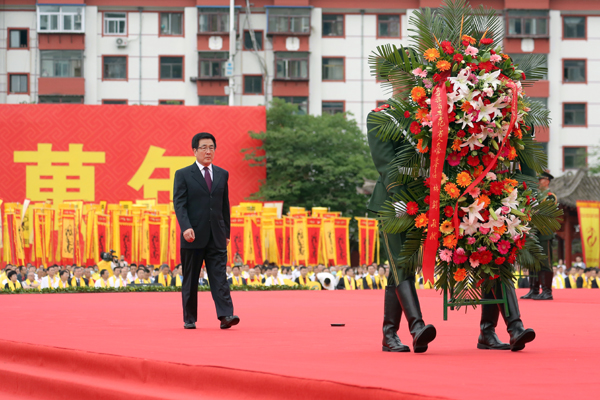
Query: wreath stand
442 282 510 321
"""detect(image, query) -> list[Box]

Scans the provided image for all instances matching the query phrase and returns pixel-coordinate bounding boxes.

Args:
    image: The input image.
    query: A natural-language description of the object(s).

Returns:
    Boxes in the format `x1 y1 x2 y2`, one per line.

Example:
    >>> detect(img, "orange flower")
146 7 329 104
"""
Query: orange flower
504 178 518 187
424 48 440 62
514 128 523 139
444 183 460 198
454 268 467 282
415 213 429 228
440 220 454 234
456 171 472 188
417 139 429 153
501 53 510 60
460 101 473 113
436 60 451 71
493 225 507 235
411 86 427 102
416 108 429 121
472 165 484 178
441 173 448 185
508 146 517 160
443 234 458 249
461 35 476 45
452 138 462 151
477 194 490 208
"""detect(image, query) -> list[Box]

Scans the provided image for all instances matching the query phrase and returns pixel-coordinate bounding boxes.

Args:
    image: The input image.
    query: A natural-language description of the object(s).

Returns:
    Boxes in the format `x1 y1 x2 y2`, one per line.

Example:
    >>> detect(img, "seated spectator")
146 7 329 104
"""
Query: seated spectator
552 266 565 290
362 264 382 290
95 269 111 288
590 268 600 289
4 271 22 291
174 265 183 287
71 267 88 287
156 264 174 286
377 266 388 287
108 266 122 287
199 267 209 286
337 267 358 290
56 270 71 289
134 268 151 284
316 271 337 290
226 265 232 279
23 271 41 290
264 266 283 286
117 266 129 288
241 264 250 279
127 264 138 283
294 266 311 286
576 267 586 288
84 268 95 286
228 266 246 286
246 269 262 286
41 265 59 289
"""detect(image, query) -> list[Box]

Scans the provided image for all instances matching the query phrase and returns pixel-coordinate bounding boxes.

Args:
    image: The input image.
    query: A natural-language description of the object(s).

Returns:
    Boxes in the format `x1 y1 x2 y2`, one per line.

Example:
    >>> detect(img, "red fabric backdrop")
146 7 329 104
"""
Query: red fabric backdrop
0 104 266 206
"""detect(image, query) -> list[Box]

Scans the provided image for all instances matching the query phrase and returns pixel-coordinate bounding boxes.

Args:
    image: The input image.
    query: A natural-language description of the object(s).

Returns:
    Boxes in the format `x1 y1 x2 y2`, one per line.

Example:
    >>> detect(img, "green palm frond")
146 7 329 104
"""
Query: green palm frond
523 98 551 128
439 0 473 48
398 229 426 273
511 54 548 86
378 200 415 234
369 44 421 100
531 198 563 235
469 4 504 45
388 144 427 184
516 133 548 174
408 7 441 56
517 229 546 271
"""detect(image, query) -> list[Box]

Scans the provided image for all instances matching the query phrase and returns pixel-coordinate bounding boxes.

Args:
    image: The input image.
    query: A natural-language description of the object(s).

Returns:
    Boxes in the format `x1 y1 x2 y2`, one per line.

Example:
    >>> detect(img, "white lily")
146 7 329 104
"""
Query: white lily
461 199 486 224
447 90 464 108
459 215 481 236
449 68 473 94
460 132 485 151
456 111 475 130
482 215 505 231
472 97 502 122
501 189 519 209
480 70 502 90
504 215 522 237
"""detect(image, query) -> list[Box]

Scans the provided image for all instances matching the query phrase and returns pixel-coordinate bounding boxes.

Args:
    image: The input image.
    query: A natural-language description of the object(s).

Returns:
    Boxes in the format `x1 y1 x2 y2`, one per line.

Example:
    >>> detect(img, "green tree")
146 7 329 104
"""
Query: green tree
242 99 378 218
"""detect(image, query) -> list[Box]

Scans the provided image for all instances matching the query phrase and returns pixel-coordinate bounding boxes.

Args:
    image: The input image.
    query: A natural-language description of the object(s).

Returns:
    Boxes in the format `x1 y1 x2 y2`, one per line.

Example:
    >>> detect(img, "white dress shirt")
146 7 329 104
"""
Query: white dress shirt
196 161 213 181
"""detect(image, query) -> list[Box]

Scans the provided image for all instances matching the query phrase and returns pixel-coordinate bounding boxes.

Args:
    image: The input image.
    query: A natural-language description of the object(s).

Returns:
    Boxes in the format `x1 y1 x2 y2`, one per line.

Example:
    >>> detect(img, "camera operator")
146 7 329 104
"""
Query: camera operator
98 250 117 278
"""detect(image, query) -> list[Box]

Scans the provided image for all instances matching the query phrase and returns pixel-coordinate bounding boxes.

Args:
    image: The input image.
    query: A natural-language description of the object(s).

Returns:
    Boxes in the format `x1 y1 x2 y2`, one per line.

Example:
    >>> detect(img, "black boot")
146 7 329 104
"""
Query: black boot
497 283 536 351
382 286 410 352
532 271 553 300
520 274 539 299
396 280 436 353
477 287 510 350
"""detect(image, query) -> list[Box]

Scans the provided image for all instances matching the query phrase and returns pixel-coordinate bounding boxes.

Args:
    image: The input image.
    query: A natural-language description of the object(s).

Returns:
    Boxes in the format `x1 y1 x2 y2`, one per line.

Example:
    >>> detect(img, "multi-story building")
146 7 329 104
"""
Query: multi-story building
0 0 598 176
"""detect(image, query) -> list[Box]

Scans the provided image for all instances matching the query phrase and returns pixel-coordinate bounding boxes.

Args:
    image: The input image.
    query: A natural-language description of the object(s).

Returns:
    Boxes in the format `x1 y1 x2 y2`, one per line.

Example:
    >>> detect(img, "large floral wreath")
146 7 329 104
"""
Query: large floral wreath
368 0 562 304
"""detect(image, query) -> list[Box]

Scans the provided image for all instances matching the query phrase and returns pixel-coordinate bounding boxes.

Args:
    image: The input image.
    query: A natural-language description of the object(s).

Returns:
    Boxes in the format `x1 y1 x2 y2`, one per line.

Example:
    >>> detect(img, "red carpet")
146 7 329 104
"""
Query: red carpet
0 289 598 399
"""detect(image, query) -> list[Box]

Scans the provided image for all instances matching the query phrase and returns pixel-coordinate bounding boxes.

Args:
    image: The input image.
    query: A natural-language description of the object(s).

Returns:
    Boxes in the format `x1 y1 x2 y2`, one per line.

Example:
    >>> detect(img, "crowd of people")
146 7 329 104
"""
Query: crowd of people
1 257 598 292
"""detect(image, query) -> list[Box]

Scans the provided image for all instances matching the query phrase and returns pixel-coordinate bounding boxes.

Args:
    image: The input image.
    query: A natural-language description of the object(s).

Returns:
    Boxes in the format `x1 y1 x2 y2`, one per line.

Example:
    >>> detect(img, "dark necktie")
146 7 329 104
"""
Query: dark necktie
204 166 212 191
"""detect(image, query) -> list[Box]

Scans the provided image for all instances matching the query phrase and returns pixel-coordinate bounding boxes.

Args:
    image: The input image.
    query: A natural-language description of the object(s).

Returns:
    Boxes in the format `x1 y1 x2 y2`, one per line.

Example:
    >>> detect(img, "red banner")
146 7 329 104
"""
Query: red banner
367 219 378 265
283 217 293 265
358 218 368 265
306 218 322 266
229 217 245 265
333 218 350 266
274 218 284 265
0 105 265 206
148 216 162 265
422 83 450 284
118 216 133 263
251 217 263 265
96 215 108 257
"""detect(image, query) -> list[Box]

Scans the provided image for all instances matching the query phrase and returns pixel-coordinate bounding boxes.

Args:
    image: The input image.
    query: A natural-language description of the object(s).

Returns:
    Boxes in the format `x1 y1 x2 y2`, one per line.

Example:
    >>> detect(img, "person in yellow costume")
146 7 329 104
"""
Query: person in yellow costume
134 268 152 284
156 264 174 287
336 267 358 290
41 265 59 289
4 271 22 291
55 270 71 289
23 271 41 290
71 267 88 287
95 269 111 288
228 266 246 286
246 269 262 286
98 250 116 278
361 264 382 290
294 266 311 286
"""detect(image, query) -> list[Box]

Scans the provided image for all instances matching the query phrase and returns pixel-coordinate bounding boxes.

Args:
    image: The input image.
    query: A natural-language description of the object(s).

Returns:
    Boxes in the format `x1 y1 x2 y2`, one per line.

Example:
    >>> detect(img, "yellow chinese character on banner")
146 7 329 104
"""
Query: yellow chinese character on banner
128 146 193 200
14 144 105 203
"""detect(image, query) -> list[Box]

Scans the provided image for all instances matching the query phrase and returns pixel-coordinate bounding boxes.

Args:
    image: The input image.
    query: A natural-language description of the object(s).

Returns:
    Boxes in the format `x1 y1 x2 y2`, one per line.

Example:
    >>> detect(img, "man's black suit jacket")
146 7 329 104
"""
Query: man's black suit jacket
173 163 230 249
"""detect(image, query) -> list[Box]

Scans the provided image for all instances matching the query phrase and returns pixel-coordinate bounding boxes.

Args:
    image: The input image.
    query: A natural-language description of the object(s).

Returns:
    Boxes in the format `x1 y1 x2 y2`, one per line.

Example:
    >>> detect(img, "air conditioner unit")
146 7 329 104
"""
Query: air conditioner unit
116 38 128 48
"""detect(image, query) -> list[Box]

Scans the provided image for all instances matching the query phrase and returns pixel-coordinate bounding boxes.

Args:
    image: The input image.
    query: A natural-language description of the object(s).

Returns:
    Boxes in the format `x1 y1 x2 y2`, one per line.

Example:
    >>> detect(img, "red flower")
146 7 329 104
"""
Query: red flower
522 182 528 190
424 177 431 188
444 206 454 218
456 130 466 138
480 208 490 221
459 146 470 157
410 121 421 135
406 201 419 215
447 152 461 166
497 240 511 255
404 110 411 118
458 209 466 218
508 254 516 264
478 61 493 72
466 62 478 70
441 40 455 54
479 250 493 265
480 38 494 45
453 250 468 264
515 237 526 250
433 73 442 83
482 146 489 154
424 195 430 205
467 155 480 166
521 72 526 80
495 257 506 265
453 54 463 63
462 40 469 47
448 112 456 120
490 181 504 196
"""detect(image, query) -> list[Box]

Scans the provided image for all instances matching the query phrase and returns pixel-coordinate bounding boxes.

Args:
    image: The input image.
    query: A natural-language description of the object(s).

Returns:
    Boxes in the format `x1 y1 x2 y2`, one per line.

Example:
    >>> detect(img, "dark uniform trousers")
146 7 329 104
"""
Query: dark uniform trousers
181 231 233 323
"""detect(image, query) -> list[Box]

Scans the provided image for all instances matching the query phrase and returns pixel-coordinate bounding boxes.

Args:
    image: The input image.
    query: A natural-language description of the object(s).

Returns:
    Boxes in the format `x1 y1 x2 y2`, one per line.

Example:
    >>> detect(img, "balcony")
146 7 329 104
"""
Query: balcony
38 34 85 50
38 77 85 96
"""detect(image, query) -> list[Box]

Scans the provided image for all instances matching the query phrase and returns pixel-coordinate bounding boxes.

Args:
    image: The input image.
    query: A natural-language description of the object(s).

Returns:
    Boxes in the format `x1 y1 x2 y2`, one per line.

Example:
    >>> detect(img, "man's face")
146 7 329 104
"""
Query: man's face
368 266 375 275
27 272 35 281
378 267 385 276
61 273 68 282
538 178 550 190
249 270 256 279
38 269 47 278
194 138 215 166
75 269 82 278
553 266 557 275
300 268 307 277
121 268 128 278
576 257 582 262
347 269 354 278
138 270 145 279
232 268 240 276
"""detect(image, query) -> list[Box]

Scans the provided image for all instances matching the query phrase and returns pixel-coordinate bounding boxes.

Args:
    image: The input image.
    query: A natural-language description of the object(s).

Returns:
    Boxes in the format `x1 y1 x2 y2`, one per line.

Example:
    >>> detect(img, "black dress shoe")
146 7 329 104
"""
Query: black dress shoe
219 315 240 329
184 323 196 329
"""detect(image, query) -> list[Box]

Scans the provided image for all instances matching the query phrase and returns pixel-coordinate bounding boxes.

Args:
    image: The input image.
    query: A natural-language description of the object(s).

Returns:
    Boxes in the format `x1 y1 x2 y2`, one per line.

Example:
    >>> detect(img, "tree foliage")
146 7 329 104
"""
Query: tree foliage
242 99 378 218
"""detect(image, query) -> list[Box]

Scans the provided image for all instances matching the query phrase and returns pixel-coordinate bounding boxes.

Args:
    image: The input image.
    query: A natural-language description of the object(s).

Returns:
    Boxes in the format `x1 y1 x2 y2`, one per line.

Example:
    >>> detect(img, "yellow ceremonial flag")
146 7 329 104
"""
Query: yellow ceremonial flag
60 209 77 261
321 215 336 265
311 207 328 217
577 201 600 268
292 214 308 265
289 207 306 215
262 217 279 265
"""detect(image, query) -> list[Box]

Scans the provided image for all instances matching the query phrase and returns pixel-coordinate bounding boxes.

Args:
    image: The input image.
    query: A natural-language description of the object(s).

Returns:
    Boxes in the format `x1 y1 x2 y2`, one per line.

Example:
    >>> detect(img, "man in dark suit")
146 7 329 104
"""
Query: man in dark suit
173 132 240 330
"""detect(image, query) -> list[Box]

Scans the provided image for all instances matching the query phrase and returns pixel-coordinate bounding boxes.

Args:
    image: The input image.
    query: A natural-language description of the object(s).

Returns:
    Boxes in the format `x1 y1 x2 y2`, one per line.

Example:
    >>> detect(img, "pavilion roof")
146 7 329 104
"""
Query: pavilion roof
550 169 600 208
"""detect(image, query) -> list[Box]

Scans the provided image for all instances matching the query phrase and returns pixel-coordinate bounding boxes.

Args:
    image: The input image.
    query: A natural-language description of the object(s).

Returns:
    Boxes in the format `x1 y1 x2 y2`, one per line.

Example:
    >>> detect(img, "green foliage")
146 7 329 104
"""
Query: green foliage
242 98 377 217
516 133 549 175
0 284 310 295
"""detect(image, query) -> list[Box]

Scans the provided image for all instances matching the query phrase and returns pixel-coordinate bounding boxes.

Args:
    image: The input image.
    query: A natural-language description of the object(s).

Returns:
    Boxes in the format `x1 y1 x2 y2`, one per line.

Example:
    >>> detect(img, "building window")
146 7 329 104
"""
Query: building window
39 96 83 104
322 58 344 81
103 99 127 105
244 31 263 50
199 52 228 79
563 103 586 126
8 29 28 49
275 52 309 80
103 56 127 80
509 53 548 80
199 96 228 105
563 16 585 39
41 51 83 77
9 74 28 94
267 8 310 34
323 14 343 37
159 100 184 105
563 59 586 83
161 13 183 36
198 8 230 34
507 10 549 38
322 101 344 115
276 97 308 115
160 56 184 80
563 147 587 170
104 12 126 35
38 6 84 33
378 15 400 37
244 75 263 94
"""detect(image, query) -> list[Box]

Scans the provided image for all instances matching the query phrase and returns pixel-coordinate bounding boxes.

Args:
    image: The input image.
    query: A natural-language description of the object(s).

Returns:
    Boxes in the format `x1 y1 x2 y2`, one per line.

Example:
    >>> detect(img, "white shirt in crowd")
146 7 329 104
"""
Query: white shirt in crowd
291 269 301 280
95 278 110 288
40 275 58 289
264 276 284 286
109 275 127 288
242 271 249 279
126 272 138 283
552 276 565 289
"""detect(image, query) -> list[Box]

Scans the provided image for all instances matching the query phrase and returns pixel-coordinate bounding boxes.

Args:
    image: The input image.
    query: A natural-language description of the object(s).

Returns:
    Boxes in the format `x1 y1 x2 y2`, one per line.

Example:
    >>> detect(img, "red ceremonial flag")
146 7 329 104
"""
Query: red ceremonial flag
367 219 378 265
283 216 293 265
148 216 162 265
118 215 133 263
251 217 263 265
357 218 368 265
229 217 245 265
306 217 322 266
333 218 350 266
97 215 108 256
274 218 284 265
